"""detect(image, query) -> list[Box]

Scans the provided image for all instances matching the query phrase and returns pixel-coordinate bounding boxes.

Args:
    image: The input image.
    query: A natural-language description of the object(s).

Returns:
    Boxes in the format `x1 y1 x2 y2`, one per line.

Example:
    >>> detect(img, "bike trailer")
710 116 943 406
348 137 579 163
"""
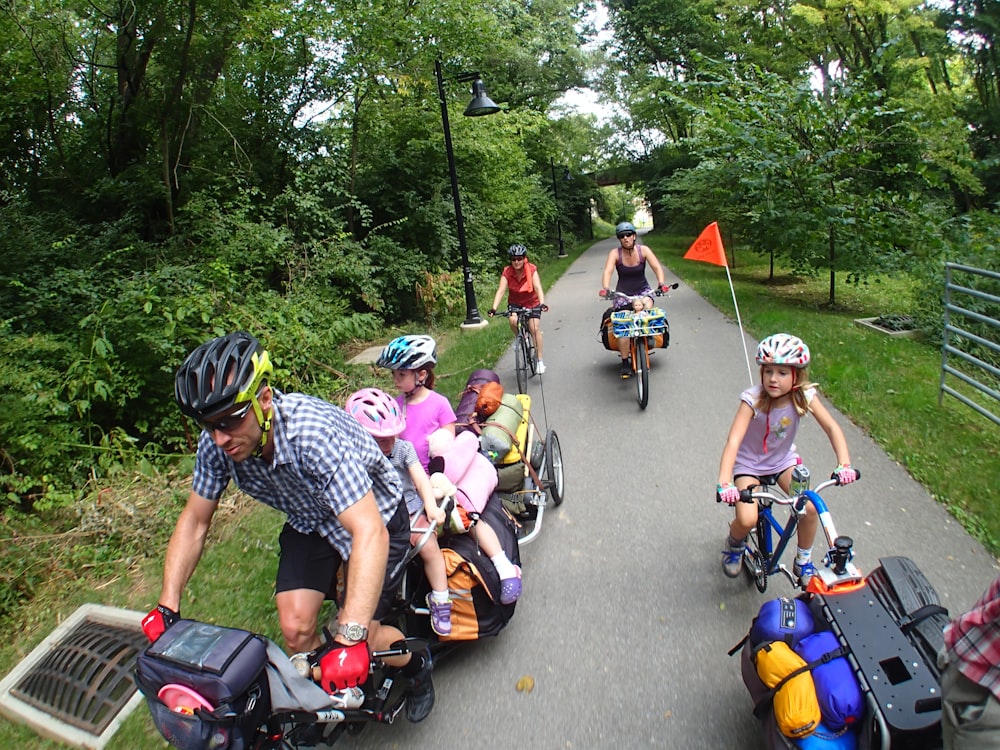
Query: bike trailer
135 620 271 750
737 556 947 750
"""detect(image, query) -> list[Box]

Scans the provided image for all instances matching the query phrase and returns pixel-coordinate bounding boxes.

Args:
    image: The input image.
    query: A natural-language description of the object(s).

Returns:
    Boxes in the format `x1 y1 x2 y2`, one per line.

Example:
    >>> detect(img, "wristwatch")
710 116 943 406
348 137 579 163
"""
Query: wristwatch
336 622 368 643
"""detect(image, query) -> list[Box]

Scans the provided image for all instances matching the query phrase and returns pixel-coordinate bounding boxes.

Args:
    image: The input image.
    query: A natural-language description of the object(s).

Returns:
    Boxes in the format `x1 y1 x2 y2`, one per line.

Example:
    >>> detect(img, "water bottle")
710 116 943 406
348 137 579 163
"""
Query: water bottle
790 460 811 495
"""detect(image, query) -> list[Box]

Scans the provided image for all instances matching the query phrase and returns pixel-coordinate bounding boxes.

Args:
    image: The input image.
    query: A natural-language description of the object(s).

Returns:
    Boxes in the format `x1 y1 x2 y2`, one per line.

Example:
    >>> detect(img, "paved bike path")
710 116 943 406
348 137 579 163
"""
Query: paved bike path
344 235 998 749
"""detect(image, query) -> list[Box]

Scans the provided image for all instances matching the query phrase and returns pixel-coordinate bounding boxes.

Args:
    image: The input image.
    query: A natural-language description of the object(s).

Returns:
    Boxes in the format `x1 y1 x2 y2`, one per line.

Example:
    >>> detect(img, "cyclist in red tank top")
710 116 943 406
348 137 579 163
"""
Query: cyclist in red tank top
488 244 548 373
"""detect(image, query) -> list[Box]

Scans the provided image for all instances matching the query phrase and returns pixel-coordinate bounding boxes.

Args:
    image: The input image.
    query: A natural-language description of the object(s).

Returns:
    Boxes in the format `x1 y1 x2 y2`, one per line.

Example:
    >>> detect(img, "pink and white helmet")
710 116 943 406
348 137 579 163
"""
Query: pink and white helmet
345 388 405 437
756 333 811 368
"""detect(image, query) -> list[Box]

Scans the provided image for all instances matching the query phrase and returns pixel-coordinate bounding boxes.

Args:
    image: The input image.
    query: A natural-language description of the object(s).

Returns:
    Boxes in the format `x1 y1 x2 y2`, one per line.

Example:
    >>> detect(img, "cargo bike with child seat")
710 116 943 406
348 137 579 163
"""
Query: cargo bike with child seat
727 467 950 750
597 285 678 409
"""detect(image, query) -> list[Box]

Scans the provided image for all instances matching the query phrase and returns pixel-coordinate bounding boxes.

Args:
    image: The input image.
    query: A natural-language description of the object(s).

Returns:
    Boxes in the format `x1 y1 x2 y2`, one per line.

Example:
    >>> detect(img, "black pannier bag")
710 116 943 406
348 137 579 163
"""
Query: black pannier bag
135 620 271 750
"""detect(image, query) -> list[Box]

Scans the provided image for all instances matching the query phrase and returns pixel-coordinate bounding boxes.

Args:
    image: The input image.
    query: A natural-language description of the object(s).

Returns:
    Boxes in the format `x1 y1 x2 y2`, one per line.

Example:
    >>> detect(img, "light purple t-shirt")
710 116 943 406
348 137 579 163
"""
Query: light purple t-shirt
396 390 457 472
734 384 815 477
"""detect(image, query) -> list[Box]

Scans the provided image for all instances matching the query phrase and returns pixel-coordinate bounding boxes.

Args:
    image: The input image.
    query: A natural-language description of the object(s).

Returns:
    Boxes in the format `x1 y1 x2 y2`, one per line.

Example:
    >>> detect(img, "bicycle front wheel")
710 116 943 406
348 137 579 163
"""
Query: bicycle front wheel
525 329 537 377
634 337 649 409
514 334 529 393
743 517 769 593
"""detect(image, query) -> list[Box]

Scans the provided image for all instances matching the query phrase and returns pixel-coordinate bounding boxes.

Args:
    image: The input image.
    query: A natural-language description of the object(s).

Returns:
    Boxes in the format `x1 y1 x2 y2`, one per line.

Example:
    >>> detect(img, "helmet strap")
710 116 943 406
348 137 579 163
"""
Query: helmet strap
250 394 272 457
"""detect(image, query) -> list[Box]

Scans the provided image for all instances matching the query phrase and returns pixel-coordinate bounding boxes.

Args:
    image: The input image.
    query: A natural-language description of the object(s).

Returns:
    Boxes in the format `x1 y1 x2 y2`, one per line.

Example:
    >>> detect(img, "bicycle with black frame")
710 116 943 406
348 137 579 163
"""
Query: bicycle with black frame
492 304 547 393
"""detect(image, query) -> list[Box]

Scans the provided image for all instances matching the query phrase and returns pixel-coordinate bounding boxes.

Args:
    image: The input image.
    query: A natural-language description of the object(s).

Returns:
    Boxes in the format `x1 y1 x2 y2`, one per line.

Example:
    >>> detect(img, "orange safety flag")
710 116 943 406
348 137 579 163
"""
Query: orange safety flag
684 222 728 267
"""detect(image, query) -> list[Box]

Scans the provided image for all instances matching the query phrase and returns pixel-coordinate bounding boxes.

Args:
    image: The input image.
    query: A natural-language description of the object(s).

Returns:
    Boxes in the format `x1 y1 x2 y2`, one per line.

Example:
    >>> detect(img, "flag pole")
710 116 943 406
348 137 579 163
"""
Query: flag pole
683 222 755 386
724 263 754 386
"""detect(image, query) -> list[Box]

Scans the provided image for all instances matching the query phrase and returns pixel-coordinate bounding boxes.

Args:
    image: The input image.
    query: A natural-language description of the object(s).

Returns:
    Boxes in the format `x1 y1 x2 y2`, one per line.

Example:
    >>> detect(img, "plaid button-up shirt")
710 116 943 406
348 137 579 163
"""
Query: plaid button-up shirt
191 391 401 558
944 574 1000 701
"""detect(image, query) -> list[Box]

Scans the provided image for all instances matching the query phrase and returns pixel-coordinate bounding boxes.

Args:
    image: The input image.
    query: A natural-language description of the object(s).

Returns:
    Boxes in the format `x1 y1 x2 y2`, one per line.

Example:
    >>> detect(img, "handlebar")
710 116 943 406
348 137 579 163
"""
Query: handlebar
727 468 862 504
600 284 678 302
496 304 546 317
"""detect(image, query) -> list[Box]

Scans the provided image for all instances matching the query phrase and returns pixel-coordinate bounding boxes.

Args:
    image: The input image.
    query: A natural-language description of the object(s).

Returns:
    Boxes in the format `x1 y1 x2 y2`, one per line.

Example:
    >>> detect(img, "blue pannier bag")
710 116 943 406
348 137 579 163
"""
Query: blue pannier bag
794 631 864 731
750 596 815 649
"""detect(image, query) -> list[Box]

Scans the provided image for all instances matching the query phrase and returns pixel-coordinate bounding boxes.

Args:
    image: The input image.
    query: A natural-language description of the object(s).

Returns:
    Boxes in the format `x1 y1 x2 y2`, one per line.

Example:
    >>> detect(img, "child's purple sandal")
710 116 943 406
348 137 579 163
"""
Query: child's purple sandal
499 565 522 605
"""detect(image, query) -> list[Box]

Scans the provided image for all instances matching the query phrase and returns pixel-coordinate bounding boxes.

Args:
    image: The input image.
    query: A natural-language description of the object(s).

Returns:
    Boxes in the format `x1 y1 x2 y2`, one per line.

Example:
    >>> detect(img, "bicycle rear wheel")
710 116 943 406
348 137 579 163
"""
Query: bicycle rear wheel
634 337 649 409
743 516 768 593
514 334 529 393
543 429 564 506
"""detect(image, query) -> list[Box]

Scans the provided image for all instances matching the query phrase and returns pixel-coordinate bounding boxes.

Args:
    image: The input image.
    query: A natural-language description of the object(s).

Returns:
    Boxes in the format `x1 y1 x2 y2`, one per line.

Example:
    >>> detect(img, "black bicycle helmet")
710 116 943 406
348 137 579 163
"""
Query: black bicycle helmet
175 332 273 421
508 244 528 258
615 222 637 238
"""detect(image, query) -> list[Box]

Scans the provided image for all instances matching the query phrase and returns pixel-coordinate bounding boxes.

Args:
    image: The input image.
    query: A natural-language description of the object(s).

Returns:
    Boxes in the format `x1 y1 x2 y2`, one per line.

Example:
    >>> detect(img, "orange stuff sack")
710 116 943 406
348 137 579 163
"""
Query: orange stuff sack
753 640 821 739
475 382 504 419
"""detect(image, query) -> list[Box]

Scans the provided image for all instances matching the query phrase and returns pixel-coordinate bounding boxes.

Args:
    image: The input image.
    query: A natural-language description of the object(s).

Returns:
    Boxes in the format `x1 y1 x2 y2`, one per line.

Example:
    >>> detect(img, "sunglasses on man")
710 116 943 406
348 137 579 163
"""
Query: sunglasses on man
200 400 255 434
617 231 636 239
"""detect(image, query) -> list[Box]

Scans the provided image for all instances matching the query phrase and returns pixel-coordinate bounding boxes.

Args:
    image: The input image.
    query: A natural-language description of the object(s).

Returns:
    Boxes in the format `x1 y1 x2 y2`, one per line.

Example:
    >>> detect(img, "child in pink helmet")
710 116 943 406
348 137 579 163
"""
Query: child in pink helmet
345 388 452 636
716 334 857 585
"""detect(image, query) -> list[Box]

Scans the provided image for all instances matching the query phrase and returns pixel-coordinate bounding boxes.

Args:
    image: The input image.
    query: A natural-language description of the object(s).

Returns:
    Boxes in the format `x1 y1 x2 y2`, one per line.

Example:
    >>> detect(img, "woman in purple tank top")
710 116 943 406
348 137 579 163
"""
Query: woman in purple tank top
599 222 671 377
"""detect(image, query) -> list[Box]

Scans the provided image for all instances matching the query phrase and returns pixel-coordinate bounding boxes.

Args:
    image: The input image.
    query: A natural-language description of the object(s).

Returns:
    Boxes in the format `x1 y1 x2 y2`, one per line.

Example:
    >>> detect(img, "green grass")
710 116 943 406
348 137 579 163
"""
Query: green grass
1 229 997 748
647 232 1000 556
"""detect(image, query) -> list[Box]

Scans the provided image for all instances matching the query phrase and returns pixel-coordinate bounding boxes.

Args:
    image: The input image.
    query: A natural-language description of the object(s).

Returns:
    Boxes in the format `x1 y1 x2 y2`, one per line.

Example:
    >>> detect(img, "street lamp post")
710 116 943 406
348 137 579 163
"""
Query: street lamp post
550 158 569 258
435 60 500 329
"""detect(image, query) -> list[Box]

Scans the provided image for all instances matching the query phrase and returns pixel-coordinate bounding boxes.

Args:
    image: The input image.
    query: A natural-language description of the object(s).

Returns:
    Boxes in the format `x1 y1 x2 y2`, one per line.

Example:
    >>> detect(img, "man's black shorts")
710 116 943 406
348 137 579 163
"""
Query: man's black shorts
275 500 409 621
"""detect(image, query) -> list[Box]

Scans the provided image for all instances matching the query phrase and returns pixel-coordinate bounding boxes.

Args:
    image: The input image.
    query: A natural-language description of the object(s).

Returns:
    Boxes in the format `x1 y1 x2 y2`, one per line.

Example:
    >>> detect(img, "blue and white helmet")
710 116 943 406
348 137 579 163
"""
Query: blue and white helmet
376 334 438 370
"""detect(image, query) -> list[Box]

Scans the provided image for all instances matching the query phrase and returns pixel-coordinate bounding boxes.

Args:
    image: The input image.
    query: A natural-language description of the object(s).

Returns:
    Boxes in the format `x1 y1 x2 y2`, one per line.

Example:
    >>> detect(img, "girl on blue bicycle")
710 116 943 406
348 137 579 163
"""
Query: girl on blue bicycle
716 333 857 585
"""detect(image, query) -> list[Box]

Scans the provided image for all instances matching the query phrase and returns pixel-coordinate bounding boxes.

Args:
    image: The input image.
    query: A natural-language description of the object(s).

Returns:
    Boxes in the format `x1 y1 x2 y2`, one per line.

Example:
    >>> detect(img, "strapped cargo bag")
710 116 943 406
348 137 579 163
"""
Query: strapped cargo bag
437 494 520 641
598 308 619 351
135 620 271 750
480 394 544 517
455 369 501 430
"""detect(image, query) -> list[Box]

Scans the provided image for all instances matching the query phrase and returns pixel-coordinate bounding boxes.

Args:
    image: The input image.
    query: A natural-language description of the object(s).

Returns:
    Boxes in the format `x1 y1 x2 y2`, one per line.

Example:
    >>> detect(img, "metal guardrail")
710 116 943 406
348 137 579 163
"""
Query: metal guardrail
939 263 1000 426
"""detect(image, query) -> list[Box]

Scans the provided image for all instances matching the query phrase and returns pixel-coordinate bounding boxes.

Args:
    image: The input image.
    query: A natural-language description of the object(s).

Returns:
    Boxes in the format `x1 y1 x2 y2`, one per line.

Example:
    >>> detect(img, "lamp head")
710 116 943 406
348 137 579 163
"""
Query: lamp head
464 79 501 117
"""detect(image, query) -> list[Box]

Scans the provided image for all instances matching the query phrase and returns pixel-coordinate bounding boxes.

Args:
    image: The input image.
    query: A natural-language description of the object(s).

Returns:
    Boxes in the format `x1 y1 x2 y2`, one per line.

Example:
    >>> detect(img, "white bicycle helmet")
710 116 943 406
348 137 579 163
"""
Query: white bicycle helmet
345 388 405 438
756 333 811 368
375 334 438 370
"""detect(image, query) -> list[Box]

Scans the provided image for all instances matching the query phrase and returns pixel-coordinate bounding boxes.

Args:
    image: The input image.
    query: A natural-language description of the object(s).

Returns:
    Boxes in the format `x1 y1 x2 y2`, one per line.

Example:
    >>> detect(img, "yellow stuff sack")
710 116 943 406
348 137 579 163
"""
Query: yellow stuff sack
753 641 821 739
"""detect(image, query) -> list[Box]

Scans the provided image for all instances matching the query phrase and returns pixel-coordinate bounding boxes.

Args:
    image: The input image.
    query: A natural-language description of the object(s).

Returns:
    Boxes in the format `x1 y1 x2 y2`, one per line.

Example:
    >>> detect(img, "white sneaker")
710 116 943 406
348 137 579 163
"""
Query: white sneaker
536 360 546 374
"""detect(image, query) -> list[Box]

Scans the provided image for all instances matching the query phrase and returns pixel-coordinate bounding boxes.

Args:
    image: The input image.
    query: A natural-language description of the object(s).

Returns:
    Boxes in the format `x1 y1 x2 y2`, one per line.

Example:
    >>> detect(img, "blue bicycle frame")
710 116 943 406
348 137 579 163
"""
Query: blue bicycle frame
742 477 862 593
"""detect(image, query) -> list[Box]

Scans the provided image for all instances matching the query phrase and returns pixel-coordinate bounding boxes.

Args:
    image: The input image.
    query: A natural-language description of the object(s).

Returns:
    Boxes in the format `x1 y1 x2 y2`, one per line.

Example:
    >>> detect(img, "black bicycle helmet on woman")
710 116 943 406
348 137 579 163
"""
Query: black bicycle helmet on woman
175 331 274 422
508 243 528 258
375 334 438 371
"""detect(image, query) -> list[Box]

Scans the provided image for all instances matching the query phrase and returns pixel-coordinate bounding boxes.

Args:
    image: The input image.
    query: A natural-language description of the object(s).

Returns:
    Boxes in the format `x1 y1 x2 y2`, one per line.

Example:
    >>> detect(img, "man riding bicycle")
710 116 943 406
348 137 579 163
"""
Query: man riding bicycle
141 331 435 723
489 243 548 373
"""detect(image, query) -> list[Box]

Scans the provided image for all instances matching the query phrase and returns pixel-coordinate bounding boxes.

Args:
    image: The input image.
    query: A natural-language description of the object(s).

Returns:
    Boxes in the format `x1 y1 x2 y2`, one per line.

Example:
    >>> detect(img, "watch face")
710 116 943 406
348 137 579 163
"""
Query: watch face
342 623 366 641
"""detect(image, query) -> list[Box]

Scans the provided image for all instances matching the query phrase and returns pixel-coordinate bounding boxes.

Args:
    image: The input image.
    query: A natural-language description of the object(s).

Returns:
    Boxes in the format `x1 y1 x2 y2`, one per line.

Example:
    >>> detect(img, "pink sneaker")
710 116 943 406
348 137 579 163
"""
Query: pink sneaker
426 594 452 636
499 565 522 605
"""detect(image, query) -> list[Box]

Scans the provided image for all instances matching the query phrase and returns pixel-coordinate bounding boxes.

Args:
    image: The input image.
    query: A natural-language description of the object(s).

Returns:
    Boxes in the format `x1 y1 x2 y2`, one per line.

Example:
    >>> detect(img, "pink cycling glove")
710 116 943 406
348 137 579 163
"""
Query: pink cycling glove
717 483 740 505
834 464 857 485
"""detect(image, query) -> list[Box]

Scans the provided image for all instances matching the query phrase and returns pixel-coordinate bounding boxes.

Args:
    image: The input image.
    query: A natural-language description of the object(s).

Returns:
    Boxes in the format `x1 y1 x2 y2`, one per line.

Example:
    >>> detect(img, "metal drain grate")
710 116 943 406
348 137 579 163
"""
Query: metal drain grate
11 618 146 734
0 604 147 749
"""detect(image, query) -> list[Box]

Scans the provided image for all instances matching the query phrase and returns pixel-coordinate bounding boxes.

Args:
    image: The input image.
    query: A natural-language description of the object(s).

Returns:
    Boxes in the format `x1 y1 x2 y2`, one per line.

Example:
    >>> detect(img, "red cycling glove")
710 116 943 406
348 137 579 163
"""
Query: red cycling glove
141 604 180 642
598 288 609 298
319 641 370 691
